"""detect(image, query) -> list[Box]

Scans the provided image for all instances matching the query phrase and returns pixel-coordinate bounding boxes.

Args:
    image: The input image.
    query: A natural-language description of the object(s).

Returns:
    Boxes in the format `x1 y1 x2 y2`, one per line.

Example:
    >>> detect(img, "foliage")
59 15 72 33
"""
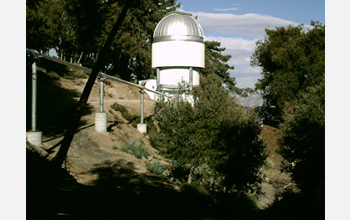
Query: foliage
202 41 238 92
251 21 325 126
111 102 138 122
47 71 61 80
26 0 179 81
145 160 165 178
149 74 267 197
111 102 140 127
26 0 65 51
27 0 251 91
279 76 325 210
262 158 273 170
122 139 151 159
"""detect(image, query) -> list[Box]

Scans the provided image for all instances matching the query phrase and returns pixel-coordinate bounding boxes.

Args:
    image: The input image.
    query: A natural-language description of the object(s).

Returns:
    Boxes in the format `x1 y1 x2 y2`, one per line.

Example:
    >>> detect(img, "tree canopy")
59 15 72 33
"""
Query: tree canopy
251 21 325 215
251 21 325 126
149 74 267 196
27 0 242 91
27 0 179 80
201 41 237 92
279 75 325 212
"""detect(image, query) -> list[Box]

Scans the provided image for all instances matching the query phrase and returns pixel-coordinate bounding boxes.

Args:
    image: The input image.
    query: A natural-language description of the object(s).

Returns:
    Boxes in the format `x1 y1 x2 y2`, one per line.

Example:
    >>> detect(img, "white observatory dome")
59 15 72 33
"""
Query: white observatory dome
153 11 204 43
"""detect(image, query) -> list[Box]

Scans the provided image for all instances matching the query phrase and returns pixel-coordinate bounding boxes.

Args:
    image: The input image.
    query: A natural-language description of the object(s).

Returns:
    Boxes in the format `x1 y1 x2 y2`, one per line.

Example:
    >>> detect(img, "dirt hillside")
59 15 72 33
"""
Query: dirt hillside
39 75 163 186
28 71 296 214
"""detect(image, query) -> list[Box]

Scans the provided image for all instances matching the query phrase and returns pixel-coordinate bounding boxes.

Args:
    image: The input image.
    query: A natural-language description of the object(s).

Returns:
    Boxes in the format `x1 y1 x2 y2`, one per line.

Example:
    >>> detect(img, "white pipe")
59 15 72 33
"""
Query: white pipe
31 61 37 131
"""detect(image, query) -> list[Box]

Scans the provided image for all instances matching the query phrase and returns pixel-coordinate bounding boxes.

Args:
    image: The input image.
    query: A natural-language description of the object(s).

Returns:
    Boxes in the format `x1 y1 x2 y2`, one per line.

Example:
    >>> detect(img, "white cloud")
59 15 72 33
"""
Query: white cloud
214 8 239 12
203 35 262 88
177 9 311 88
204 36 257 51
183 10 309 38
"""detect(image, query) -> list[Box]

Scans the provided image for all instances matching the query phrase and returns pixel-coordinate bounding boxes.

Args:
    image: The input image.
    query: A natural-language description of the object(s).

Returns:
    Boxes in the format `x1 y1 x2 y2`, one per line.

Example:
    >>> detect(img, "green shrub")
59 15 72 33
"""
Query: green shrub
146 160 164 177
122 139 150 159
275 148 283 155
121 139 138 152
74 71 87 79
63 71 76 80
130 117 140 128
47 71 61 80
131 145 150 159
111 103 136 122
62 67 87 80
262 158 273 170
149 74 267 196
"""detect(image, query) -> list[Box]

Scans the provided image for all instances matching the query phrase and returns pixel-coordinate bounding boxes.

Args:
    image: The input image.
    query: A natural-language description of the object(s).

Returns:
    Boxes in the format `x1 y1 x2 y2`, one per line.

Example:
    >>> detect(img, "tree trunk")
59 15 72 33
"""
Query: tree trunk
77 51 84 64
187 166 195 184
51 1 131 167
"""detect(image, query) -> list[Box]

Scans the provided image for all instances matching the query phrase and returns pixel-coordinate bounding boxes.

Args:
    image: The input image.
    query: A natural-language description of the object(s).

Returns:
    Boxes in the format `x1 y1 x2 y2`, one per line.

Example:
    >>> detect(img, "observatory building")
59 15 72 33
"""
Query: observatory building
152 11 205 101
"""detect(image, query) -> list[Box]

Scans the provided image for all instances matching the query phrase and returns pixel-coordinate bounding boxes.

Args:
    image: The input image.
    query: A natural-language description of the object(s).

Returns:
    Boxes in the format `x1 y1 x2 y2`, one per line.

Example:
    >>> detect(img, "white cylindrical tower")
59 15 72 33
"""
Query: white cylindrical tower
152 11 205 93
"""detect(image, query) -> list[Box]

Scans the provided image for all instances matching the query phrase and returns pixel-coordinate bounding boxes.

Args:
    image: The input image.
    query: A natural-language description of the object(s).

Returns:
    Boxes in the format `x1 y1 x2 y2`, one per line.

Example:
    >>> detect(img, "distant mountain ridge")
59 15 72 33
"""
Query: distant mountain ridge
230 93 263 107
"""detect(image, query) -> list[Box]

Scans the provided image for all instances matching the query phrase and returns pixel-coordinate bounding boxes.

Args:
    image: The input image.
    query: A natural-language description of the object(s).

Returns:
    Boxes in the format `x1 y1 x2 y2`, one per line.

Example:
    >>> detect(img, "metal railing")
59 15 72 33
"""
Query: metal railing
26 48 170 98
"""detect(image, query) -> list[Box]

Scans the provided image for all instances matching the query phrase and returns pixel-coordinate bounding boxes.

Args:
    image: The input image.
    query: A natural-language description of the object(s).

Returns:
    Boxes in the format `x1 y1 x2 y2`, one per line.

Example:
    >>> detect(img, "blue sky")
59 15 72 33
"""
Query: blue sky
178 0 325 88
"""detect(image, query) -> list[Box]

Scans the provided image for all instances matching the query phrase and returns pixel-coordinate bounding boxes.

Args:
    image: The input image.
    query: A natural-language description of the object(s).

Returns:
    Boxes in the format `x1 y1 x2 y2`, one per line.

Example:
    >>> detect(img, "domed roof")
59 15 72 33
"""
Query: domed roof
153 11 204 43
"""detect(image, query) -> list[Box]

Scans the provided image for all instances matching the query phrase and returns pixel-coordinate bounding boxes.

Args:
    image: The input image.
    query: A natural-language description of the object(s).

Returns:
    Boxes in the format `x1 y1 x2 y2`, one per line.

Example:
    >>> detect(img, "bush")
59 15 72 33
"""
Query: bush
262 158 273 170
275 148 283 155
146 160 164 177
47 71 61 80
62 68 87 80
131 145 150 159
111 103 139 126
279 80 325 209
121 139 150 159
149 74 267 196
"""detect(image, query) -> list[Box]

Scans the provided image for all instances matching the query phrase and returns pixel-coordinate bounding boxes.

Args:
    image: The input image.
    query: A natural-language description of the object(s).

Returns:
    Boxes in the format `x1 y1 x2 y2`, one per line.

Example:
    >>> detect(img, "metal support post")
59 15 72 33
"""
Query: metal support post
98 73 107 112
140 89 145 124
156 68 160 91
189 67 193 93
32 61 37 131
156 68 161 101
27 56 42 146
137 89 147 134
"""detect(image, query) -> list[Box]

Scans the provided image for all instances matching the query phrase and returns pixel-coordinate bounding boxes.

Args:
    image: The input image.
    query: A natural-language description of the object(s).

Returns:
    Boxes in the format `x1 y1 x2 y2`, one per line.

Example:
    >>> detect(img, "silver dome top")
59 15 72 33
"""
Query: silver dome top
153 11 204 43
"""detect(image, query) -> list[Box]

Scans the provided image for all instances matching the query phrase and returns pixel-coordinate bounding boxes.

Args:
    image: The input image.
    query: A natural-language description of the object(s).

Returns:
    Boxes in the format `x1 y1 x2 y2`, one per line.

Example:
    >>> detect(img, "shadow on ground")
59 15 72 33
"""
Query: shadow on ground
27 145 324 220
26 59 93 136
27 147 226 220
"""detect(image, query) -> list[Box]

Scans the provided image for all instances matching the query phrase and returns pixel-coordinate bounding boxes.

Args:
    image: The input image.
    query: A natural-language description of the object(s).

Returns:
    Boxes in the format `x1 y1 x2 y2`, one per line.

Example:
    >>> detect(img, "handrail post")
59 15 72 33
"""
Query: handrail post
31 60 38 131
140 89 145 124
26 54 42 146
98 73 107 112
137 89 147 134
189 67 193 93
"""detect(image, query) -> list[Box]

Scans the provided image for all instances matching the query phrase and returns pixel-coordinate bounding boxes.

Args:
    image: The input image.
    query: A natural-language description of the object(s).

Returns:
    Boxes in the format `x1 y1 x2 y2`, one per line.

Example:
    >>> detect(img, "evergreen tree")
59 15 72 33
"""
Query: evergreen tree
149 74 266 196
202 41 238 93
279 75 325 212
26 0 65 52
251 21 325 126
